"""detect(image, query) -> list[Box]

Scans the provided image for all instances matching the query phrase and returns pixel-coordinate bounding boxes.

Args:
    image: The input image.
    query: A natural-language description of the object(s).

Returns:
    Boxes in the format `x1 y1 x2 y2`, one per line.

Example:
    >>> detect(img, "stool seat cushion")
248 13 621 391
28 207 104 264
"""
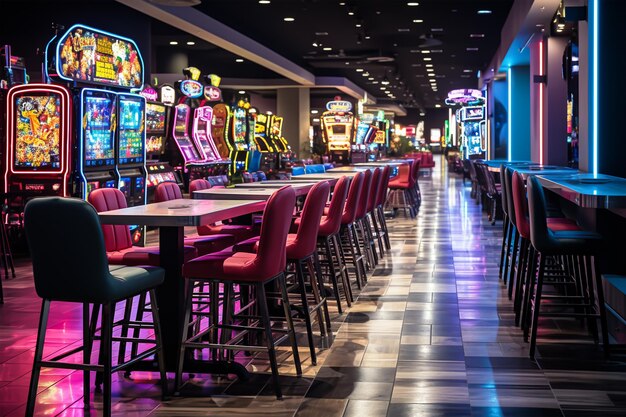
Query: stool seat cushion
184 234 236 256
108 245 197 266
183 248 278 282
106 265 165 302
547 218 581 232
540 229 603 255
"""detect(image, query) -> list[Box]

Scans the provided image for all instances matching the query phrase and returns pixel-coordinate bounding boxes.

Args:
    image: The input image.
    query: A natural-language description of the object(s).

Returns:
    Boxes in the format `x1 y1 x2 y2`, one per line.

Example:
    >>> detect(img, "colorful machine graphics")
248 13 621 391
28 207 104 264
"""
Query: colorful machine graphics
117 94 145 164
322 112 354 151
252 112 273 152
51 24 143 89
211 103 231 159
268 115 289 152
172 103 203 163
192 105 221 162
145 102 166 154
231 106 248 151
82 90 116 167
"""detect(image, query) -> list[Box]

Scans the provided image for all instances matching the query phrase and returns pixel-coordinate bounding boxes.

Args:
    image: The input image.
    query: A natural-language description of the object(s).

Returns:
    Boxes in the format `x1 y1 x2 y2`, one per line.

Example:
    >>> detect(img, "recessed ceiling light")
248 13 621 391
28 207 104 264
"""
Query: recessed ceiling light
463 69 472 73
407 2 419 6
356 23 362 28
398 28 410 32
466 47 479 51
423 57 432 61
413 19 424 23
435 104 442 107
186 41 195 45
380 87 387 90
368 77 374 80
431 28 443 32
420 112 425 116
470 33 485 38
372 81 379 84
313 118 320 122
235 58 244 63
169 41 178 45
259 0 270 3
323 47 332 51
312 42 319 47
315 32 329 36
339 2 346 5
477 10 492 14
238 90 246 94
348 11 354 15
345 62 350 65
311 109 319 114
429 79 436 82
356 68 364 72
425 64 433 67
362 72 369 76
421 50 430 54
284 17 295 22
426 68 434 72
364 35 371 40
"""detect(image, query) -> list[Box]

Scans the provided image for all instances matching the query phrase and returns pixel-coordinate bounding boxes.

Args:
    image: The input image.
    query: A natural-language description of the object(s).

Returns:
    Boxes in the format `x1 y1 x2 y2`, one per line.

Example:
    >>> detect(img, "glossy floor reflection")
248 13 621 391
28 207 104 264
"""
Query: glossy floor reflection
1 156 626 416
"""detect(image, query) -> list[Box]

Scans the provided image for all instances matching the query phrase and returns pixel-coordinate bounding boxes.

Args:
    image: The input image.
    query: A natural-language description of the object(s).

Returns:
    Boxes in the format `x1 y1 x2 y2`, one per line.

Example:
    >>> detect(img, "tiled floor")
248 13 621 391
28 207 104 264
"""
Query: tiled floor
2 156 626 416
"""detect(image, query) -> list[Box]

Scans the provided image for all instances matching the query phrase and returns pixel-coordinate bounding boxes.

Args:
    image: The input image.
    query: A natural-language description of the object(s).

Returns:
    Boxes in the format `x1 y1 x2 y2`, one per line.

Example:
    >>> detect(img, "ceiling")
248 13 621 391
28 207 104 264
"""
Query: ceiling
145 0 514 111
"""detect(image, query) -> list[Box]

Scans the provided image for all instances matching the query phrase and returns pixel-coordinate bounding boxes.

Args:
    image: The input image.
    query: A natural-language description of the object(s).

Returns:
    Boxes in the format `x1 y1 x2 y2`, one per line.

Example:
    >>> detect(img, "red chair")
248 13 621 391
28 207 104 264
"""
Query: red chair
187 180 257 243
88 188 198 265
372 165 392 252
366 167 386 259
339 171 368 288
354 169 377 269
154 182 236 255
387 162 417 218
176 186 302 399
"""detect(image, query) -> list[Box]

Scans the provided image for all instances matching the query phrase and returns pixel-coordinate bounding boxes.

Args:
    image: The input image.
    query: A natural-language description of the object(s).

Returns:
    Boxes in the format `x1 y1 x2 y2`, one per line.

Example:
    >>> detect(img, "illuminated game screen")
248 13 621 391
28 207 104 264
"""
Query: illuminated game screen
118 97 145 164
174 105 190 134
233 108 248 149
84 94 116 166
146 135 164 154
13 94 62 170
355 124 369 145
146 102 166 132
332 124 347 134
173 105 201 162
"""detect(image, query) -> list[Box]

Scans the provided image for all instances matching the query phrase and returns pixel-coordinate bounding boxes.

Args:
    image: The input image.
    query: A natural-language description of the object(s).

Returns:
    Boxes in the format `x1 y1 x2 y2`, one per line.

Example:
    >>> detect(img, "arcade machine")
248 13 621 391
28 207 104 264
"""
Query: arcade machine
460 105 485 158
191 105 230 174
227 97 252 178
211 102 231 160
267 114 291 169
321 97 355 164
352 114 378 163
251 112 278 172
141 83 182 201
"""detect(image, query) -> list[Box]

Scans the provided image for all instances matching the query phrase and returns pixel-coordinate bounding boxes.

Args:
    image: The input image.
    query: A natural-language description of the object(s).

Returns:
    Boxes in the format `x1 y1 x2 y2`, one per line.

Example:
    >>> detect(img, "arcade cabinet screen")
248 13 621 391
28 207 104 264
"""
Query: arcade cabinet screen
118 98 145 164
233 108 247 146
355 125 369 144
174 105 201 161
332 125 347 135
146 103 166 132
84 95 115 166
14 95 62 170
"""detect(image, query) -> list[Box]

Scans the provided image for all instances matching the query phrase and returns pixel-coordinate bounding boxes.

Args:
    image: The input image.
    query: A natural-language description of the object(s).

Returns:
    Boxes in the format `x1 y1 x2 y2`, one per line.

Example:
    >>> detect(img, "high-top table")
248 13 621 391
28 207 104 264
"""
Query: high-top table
98 198 265 376
294 172 360 181
510 166 578 179
326 166 371 173
194 182 314 200
536 173 626 209
353 161 407 167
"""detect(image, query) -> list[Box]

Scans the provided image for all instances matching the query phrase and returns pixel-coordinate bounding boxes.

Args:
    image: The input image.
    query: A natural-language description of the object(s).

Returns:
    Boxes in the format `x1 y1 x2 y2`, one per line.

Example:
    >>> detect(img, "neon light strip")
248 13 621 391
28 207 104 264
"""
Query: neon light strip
539 40 544 165
507 67 512 161
593 0 599 176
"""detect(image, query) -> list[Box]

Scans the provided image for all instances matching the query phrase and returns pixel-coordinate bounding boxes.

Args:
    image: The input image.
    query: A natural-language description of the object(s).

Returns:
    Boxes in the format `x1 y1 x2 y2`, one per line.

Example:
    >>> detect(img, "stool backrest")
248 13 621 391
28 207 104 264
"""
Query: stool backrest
376 165 391 206
189 178 212 195
320 176 350 235
526 176 550 250
503 167 516 226
367 168 381 212
341 171 364 224
355 169 372 220
254 186 297 277
499 165 508 216
25 197 111 302
512 170 530 239
288 181 330 258
155 181 183 202
88 188 133 252
409 159 420 186
394 163 411 186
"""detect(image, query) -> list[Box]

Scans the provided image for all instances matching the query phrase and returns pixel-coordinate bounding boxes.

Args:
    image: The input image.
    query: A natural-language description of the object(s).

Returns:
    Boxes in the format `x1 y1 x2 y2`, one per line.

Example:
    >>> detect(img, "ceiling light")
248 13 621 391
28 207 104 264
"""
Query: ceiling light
421 50 430 54
466 47 479 51
380 87 387 90
315 32 329 36
356 68 364 72
186 41 195 45
364 35 371 40
284 17 295 22
313 118 320 122
463 69 472 73
413 19 423 23
470 33 485 38
431 28 443 32
311 109 319 114
423 57 432 61
323 47 332 51
345 62 350 65
169 41 178 45
425 64 433 67
312 42 319 47
420 112 425 116
362 72 369 76
429 79 436 82
477 10 492 14
238 90 246 94
356 23 362 28
339 2 345 5
426 68 434 72
435 104 442 107
372 81 379 84
368 77 374 80
407 2 419 6
259 0 270 3
235 58 244 63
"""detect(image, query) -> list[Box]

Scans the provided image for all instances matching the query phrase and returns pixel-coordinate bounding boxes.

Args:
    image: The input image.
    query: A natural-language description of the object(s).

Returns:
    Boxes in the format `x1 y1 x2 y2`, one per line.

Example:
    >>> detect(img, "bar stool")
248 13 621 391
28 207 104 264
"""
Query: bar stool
372 165 392 252
354 169 377 270
366 167 385 260
187 179 258 243
498 165 514 286
524 176 610 358
155 181 237 253
24 197 167 417
340 171 368 289
409 158 421 209
176 186 302 399
387 163 417 218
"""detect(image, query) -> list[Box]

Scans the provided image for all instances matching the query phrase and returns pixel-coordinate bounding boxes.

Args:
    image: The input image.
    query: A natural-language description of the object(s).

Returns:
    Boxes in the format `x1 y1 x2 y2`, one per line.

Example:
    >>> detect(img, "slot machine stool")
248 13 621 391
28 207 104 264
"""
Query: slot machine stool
23 197 167 417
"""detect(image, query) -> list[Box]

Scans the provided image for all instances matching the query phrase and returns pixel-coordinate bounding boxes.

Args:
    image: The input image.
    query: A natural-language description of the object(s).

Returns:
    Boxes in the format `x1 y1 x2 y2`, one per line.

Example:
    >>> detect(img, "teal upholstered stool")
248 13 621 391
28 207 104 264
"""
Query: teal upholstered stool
24 197 167 417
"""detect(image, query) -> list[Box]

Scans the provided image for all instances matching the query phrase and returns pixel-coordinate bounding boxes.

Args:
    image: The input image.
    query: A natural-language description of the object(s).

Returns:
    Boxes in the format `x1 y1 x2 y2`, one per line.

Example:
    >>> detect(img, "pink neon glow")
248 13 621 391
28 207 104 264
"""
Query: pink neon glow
4 84 72 196
192 106 222 162
539 40 544 164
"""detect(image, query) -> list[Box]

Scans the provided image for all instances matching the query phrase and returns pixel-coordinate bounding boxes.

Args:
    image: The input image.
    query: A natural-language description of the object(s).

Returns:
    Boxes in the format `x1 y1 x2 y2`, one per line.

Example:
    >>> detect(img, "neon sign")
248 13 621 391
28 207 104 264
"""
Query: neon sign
53 24 143 89
140 85 158 101
180 79 203 98
204 86 222 102
326 100 353 112
445 89 485 106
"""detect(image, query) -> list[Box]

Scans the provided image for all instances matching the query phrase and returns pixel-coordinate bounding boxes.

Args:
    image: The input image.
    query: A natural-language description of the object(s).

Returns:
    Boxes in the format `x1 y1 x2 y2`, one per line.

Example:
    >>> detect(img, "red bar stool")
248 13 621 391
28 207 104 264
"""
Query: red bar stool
176 186 302 399
524 176 609 358
373 165 392 252
366 167 386 259
409 158 421 208
24 197 167 417
293 176 353 313
155 181 237 253
340 171 368 289
354 169 377 270
387 162 417 218
187 179 258 243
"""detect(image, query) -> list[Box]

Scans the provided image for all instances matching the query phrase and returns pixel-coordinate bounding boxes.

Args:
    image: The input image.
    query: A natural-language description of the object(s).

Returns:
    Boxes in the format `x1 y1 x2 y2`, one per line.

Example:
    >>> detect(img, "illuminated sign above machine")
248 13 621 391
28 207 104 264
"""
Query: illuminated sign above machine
204 86 222 102
461 106 485 121
180 79 203 98
159 85 175 105
51 24 144 89
326 100 353 112
445 89 485 106
139 85 158 101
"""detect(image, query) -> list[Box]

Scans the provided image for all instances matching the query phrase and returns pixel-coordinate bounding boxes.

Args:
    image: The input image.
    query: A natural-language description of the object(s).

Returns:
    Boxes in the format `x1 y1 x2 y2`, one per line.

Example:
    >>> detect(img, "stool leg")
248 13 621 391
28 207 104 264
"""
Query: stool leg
333 233 353 305
175 280 196 393
278 274 302 375
350 224 368 284
117 297 134 367
295 260 317 365
148 289 168 399
26 299 50 417
101 302 113 417
308 256 332 334
499 214 509 279
321 238 343 313
529 254 546 359
377 205 391 251
256 282 282 399
83 303 92 410
590 255 610 357
507 231 520 299
521 246 537 339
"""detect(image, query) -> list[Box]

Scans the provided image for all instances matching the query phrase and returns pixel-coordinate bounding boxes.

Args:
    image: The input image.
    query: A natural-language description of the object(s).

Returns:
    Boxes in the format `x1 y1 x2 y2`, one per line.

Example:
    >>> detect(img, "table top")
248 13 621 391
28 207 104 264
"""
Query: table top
195 183 313 200
98 198 265 227
233 181 320 189
352 161 408 167
511 166 578 178
536 173 626 209
294 172 360 180
326 166 370 172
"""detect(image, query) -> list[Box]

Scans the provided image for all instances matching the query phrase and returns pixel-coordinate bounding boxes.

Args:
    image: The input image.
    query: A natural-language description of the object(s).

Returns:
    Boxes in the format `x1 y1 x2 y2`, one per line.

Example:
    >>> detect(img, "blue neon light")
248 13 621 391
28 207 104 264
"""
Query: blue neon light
507 67 512 161
592 0 598 176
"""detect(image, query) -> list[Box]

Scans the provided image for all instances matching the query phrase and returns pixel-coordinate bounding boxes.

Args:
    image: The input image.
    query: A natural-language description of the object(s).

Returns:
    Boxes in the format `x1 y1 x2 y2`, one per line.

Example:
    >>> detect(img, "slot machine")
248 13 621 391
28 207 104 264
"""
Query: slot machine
460 105 486 159
321 97 356 164
211 102 231 160
191 105 230 175
352 113 378 163
251 112 278 172
227 98 251 177
141 84 182 201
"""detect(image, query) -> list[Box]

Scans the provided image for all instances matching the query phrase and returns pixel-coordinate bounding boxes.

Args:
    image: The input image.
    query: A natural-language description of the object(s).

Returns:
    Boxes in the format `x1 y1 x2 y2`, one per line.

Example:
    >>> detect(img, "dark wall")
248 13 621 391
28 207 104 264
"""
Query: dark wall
3 0 152 82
